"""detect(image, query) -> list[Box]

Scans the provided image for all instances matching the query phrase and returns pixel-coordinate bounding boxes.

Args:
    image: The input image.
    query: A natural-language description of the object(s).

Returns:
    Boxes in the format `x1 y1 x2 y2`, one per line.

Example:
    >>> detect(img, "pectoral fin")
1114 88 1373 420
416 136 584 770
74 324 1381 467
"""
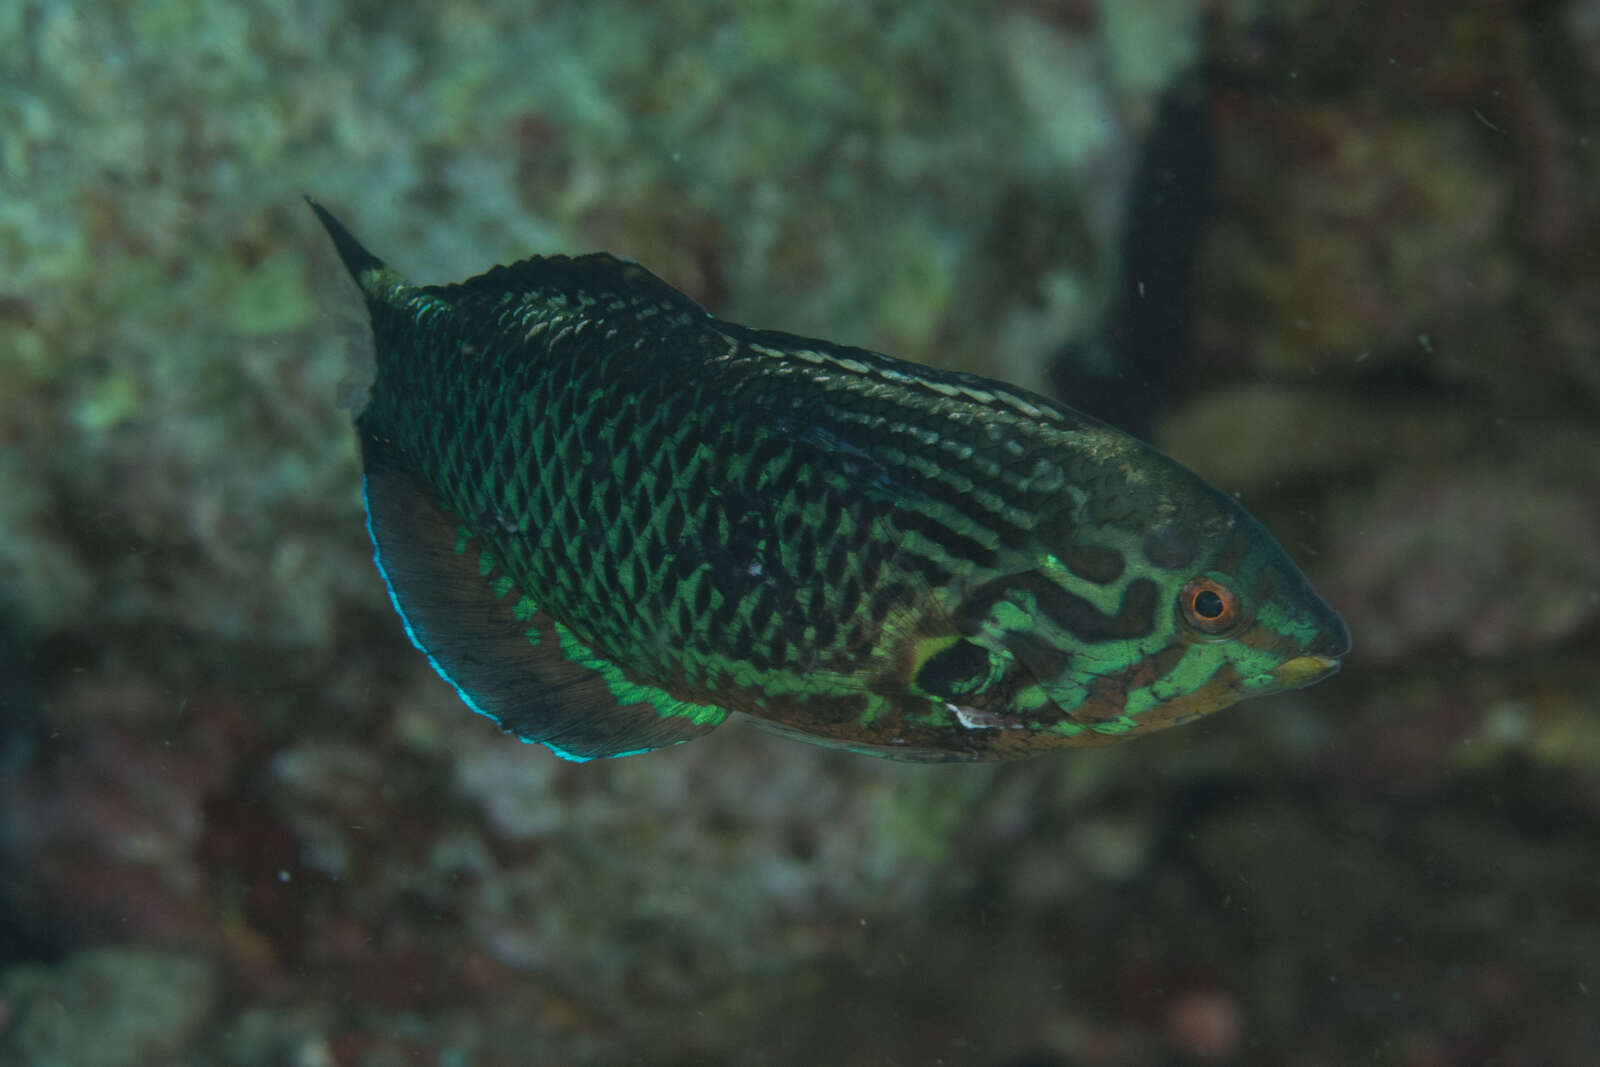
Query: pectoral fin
358 431 726 761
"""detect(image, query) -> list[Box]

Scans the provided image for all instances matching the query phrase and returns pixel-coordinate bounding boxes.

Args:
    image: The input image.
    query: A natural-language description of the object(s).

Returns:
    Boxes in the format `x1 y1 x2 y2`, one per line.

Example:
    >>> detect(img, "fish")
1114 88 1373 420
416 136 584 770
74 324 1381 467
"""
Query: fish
308 198 1350 763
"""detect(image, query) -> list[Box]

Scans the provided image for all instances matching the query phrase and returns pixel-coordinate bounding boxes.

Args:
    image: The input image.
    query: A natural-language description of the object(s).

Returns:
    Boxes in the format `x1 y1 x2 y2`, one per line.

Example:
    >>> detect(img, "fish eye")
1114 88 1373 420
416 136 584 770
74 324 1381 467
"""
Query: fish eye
1179 576 1242 636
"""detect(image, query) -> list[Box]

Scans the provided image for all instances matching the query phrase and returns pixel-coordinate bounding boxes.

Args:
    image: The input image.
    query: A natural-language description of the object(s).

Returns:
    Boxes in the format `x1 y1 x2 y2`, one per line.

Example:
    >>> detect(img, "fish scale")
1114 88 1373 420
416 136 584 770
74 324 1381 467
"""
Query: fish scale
311 199 1349 762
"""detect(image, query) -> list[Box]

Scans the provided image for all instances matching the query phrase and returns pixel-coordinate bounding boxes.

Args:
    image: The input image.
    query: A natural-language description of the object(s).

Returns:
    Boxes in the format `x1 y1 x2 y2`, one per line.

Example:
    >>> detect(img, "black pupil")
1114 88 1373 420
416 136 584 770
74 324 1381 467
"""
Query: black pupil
1193 589 1226 619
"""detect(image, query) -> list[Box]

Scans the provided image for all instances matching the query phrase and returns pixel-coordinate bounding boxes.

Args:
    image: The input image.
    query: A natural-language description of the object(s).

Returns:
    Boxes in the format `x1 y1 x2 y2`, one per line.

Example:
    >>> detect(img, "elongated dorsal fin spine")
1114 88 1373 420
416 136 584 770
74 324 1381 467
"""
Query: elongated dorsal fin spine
306 197 400 301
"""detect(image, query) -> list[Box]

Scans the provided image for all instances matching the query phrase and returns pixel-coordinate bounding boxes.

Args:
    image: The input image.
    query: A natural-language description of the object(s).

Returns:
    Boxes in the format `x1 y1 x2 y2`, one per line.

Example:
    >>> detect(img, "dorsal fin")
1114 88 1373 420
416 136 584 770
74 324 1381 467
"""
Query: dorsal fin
306 197 384 279
358 431 726 761
305 197 409 303
308 197 710 320
419 253 711 317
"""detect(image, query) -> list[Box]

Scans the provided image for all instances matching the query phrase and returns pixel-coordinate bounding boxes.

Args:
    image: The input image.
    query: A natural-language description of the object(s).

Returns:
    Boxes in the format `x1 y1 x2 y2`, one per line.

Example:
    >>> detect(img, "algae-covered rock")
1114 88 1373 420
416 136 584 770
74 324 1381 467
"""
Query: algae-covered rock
0 948 216 1067
1326 447 1600 660
1198 105 1514 379
1154 382 1473 490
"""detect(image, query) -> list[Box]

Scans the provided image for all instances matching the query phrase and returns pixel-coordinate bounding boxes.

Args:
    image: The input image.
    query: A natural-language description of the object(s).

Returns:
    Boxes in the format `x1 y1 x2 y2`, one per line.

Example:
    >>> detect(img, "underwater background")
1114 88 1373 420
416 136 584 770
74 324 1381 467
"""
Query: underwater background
2 1 1598 1064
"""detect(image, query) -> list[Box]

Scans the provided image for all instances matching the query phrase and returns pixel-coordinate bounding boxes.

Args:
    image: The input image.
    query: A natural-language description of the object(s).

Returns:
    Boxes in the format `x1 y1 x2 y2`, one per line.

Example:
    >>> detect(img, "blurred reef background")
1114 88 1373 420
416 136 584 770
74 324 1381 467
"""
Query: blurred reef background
2 1 1599 1064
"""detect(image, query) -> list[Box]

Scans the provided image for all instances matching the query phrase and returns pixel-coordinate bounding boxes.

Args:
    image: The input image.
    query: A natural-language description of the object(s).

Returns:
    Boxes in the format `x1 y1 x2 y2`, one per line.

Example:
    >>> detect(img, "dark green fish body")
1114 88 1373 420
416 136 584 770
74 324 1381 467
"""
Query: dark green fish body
311 200 1349 762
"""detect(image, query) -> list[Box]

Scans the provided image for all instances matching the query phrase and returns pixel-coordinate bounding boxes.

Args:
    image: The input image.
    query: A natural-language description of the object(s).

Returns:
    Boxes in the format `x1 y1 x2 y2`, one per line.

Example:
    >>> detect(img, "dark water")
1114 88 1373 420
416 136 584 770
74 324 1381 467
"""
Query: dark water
2 2 1597 1064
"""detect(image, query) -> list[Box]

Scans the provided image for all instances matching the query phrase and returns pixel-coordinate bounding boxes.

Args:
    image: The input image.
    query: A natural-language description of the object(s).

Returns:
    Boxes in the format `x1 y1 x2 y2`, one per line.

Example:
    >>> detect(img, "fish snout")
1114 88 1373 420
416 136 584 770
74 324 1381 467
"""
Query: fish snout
1270 598 1349 690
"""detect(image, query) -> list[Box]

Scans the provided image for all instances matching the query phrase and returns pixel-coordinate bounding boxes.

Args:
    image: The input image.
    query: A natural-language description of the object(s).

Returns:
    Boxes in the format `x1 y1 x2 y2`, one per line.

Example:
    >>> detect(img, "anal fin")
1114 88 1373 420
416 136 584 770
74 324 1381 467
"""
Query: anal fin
359 432 726 760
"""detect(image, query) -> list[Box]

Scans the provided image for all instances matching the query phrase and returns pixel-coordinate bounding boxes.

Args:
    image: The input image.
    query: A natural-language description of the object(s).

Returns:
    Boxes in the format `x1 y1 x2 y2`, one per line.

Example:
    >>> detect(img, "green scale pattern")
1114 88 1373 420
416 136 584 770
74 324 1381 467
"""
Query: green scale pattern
359 258 1113 735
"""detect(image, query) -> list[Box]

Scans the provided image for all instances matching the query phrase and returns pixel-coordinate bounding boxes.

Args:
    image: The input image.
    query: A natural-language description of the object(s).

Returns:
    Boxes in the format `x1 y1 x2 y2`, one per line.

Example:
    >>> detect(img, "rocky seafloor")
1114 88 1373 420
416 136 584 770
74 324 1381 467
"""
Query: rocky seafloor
2 1 1598 1064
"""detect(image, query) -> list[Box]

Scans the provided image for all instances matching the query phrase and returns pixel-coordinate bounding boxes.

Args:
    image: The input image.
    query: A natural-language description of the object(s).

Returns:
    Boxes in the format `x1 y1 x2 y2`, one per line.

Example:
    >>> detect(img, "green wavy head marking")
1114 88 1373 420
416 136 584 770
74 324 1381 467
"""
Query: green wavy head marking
917 436 1351 748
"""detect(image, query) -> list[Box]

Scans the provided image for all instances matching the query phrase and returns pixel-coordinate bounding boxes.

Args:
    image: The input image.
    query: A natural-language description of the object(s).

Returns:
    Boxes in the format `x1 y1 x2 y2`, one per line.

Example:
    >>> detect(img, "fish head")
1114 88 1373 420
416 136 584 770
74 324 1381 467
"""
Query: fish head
953 440 1350 745
1143 499 1352 715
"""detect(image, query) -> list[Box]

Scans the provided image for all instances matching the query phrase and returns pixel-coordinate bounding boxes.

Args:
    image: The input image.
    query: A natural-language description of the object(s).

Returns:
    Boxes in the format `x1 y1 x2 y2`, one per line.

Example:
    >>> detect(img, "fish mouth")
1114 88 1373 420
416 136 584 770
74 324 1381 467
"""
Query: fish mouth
1270 654 1342 690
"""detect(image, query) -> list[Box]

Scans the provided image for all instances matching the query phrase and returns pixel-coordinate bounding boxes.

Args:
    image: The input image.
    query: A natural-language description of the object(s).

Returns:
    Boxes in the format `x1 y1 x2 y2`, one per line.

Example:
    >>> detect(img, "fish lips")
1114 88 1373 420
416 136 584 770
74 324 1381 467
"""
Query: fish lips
1269 652 1342 691
1270 598 1350 691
